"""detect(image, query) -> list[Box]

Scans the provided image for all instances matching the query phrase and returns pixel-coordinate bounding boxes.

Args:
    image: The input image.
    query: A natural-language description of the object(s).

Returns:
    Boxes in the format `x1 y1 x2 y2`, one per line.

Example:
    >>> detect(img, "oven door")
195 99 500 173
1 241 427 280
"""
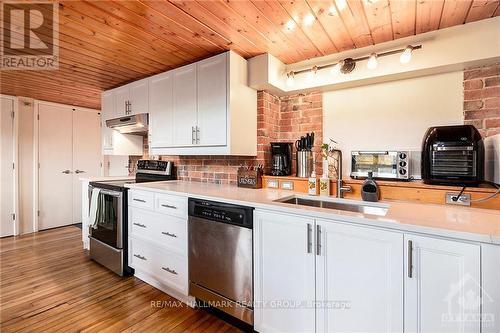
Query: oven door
351 151 399 179
88 185 123 249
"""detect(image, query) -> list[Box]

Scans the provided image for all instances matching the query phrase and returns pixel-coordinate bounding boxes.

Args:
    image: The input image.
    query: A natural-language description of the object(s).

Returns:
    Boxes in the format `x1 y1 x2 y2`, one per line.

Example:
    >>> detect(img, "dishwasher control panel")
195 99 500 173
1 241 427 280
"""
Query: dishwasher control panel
188 198 254 229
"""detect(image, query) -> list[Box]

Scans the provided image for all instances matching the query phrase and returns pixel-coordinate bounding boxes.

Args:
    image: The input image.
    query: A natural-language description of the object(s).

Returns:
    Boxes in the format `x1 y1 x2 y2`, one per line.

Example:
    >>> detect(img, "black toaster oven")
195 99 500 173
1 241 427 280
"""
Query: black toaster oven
421 125 484 186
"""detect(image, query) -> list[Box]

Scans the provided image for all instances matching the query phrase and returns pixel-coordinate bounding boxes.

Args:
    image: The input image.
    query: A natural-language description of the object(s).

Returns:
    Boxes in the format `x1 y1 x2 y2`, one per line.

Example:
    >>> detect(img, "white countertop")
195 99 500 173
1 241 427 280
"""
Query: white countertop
125 181 500 245
80 175 134 182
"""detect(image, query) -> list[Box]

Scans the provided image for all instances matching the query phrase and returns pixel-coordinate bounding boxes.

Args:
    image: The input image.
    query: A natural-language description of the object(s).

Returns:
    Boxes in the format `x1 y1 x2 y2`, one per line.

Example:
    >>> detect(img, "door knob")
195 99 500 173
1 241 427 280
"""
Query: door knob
61 170 72 174
75 170 85 174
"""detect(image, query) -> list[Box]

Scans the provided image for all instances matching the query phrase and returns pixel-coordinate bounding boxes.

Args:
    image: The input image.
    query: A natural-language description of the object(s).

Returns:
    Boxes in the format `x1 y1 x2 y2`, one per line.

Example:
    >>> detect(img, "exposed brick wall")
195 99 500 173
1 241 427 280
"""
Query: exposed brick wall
463 63 500 137
279 92 323 175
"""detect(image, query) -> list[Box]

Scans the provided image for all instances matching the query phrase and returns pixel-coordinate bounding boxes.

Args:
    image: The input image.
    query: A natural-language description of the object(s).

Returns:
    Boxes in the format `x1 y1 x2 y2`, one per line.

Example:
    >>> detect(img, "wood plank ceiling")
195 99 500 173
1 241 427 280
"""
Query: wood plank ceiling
2 0 499 109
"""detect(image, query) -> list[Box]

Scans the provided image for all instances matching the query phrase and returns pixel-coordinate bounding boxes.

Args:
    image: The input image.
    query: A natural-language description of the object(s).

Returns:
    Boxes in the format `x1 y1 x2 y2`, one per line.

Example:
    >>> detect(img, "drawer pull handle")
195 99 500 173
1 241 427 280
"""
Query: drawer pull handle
161 204 177 209
162 267 178 275
133 222 146 228
162 231 177 238
133 198 146 203
134 254 146 261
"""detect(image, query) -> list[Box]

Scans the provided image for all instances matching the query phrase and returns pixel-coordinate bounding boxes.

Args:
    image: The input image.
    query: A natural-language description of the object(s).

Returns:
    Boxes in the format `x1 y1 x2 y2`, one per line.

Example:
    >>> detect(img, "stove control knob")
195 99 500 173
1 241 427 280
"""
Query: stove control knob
399 161 407 167
399 168 407 175
399 152 407 160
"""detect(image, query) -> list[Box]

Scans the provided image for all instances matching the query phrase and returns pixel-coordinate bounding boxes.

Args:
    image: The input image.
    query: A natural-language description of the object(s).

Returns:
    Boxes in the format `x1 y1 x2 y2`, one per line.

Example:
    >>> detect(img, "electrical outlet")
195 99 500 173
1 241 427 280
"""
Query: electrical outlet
445 192 471 206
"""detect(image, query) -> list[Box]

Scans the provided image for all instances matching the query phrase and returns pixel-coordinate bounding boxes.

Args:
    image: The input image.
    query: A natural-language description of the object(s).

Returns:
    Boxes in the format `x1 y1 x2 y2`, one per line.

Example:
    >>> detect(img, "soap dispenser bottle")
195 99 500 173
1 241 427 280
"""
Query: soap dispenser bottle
361 171 380 202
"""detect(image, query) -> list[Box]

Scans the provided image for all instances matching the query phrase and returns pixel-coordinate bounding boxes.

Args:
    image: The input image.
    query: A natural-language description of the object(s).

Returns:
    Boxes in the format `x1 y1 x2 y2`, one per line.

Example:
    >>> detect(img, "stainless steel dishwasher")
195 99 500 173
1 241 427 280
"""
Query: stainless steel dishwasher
188 198 254 325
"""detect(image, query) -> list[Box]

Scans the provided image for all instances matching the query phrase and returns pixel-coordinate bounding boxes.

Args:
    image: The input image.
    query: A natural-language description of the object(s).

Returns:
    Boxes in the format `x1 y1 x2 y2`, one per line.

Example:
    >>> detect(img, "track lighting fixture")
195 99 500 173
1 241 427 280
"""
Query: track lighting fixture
284 44 422 86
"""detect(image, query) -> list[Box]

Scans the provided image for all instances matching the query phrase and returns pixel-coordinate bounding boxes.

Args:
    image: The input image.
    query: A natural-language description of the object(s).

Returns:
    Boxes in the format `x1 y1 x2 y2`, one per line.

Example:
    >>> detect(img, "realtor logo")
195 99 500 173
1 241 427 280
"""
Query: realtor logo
1 1 59 70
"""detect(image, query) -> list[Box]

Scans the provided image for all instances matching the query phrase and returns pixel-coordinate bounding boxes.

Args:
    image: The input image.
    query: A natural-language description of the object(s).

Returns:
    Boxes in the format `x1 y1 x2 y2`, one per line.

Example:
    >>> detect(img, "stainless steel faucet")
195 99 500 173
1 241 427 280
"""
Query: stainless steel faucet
332 149 352 198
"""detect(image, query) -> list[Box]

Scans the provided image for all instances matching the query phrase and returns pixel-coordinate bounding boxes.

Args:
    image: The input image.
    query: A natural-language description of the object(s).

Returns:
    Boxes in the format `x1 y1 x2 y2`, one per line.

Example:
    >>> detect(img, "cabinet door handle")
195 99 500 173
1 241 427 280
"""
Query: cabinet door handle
162 267 178 275
191 126 196 144
306 223 312 253
133 222 146 228
161 204 177 210
74 169 85 174
316 225 321 256
407 240 413 278
162 231 177 238
196 126 200 144
134 254 146 261
133 198 146 203
61 169 72 174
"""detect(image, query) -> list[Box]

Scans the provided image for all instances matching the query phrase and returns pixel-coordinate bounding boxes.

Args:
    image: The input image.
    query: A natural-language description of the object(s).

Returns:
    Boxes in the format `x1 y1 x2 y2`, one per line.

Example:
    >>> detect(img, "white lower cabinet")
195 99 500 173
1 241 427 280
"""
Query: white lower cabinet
128 189 191 303
315 219 403 333
404 235 480 333
254 211 316 333
254 209 483 333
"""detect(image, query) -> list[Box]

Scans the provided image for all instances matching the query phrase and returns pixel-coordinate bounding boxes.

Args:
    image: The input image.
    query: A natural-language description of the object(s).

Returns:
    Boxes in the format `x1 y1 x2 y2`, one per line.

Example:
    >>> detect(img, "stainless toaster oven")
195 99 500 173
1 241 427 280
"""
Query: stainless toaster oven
351 151 410 180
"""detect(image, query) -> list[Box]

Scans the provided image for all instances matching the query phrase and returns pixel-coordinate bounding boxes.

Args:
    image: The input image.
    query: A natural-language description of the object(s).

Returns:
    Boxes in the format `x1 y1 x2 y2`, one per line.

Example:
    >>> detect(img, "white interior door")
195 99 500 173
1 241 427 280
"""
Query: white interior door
1 97 15 237
38 103 73 230
72 109 101 223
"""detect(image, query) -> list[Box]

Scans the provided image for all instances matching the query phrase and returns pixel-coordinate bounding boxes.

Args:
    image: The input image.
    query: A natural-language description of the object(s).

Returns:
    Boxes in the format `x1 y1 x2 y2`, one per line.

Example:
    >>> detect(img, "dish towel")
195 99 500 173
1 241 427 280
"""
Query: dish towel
89 188 101 229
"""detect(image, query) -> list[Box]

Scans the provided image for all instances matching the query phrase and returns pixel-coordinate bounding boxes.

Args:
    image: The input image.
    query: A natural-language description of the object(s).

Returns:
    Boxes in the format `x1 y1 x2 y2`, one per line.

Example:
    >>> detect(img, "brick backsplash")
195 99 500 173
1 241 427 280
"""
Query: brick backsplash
464 63 500 137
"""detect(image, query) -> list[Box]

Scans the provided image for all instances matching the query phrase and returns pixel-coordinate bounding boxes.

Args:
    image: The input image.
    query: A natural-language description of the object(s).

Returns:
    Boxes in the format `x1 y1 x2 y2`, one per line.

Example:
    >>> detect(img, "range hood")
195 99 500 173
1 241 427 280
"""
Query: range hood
106 113 148 134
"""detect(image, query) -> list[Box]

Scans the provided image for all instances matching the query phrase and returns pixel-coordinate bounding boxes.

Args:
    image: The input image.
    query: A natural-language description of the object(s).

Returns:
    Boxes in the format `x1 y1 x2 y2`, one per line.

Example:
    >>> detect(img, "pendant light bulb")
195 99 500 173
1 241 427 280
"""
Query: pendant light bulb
286 72 295 87
400 46 413 64
367 53 378 70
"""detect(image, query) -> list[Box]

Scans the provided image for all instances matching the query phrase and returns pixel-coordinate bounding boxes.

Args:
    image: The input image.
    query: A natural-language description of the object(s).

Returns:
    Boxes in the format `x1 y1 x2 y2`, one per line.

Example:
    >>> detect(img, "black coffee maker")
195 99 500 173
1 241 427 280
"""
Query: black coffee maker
270 142 292 176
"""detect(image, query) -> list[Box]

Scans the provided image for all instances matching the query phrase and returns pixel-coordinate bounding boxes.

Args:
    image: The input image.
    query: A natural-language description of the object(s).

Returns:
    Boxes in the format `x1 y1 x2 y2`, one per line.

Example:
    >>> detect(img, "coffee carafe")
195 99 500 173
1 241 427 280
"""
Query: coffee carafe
270 142 292 176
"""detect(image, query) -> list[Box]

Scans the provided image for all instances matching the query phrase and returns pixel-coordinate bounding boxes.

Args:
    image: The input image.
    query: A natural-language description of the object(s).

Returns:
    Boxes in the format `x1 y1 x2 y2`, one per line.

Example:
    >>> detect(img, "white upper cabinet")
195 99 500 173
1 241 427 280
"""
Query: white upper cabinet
114 85 130 117
172 64 197 147
102 78 149 119
149 51 257 156
101 91 115 121
254 210 316 333
315 220 403 333
149 71 173 148
129 78 149 116
404 235 480 333
197 53 227 147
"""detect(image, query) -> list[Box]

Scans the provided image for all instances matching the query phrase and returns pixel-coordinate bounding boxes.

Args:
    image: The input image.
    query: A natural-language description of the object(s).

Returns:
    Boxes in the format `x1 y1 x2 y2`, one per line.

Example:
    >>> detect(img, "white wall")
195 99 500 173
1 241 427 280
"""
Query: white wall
323 71 464 178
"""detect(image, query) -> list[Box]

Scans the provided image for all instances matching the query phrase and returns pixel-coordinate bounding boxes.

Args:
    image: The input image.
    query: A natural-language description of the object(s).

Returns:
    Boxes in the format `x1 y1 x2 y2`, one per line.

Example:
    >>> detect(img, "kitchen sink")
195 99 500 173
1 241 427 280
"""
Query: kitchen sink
274 195 389 217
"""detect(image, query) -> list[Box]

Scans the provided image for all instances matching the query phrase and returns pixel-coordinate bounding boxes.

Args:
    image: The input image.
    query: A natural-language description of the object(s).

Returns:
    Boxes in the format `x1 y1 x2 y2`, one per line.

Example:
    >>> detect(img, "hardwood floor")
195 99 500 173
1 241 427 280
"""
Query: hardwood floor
0 226 241 332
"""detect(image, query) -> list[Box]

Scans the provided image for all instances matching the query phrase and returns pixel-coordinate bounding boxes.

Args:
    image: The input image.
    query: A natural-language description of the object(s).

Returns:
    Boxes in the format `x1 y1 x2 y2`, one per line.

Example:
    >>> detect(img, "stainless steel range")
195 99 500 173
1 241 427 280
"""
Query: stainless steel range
88 160 175 276
188 198 254 325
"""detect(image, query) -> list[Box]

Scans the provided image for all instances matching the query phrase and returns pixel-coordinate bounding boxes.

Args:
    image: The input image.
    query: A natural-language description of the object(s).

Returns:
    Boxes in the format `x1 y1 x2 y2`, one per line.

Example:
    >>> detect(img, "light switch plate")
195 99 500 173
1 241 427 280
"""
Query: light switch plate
266 179 279 189
280 181 294 190
445 192 471 206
